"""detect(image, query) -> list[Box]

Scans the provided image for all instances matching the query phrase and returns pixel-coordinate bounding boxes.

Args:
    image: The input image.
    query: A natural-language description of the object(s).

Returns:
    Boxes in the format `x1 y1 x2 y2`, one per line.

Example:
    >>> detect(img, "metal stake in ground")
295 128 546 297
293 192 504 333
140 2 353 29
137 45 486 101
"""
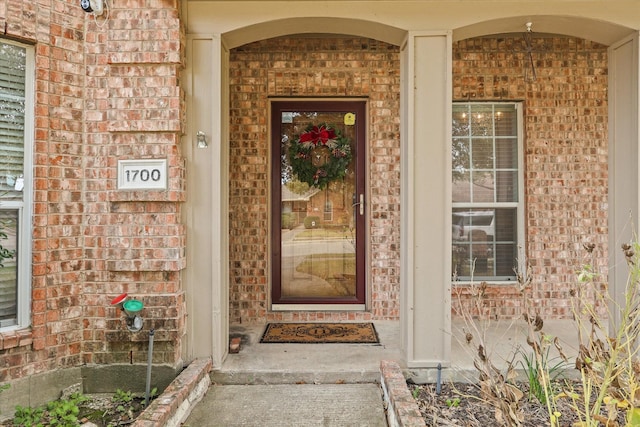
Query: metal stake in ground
145 329 155 407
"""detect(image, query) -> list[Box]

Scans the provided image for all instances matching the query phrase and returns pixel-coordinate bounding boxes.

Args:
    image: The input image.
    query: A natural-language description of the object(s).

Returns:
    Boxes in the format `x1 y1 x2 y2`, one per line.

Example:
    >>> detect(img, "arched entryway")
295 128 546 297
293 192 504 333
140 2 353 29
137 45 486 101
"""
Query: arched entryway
182 6 638 368
226 38 400 320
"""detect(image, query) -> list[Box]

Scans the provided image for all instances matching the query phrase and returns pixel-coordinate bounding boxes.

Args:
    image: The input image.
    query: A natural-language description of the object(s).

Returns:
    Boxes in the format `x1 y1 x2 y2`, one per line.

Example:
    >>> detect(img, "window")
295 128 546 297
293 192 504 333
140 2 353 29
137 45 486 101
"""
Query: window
452 102 523 281
323 200 333 222
0 39 34 330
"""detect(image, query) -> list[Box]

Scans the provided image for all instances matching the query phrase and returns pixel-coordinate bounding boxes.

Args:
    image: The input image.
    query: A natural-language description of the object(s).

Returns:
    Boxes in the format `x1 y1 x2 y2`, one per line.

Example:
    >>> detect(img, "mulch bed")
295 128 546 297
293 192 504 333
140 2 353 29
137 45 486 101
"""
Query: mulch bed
409 381 627 427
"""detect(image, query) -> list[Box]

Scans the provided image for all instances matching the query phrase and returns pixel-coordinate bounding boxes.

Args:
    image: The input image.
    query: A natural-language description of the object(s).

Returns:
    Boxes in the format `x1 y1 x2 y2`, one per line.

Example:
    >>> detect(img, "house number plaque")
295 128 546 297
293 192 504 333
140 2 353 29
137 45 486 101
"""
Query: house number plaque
117 159 167 190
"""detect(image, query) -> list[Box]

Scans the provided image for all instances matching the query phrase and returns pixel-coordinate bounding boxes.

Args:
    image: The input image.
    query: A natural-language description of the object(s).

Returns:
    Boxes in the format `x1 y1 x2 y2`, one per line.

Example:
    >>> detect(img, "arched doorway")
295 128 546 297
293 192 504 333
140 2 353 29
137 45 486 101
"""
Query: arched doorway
183 7 638 368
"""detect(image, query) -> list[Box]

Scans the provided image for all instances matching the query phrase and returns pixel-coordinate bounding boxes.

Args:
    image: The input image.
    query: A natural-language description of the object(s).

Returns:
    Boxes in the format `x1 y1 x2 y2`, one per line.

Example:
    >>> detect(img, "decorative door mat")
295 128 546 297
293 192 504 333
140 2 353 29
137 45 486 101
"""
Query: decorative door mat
260 322 379 344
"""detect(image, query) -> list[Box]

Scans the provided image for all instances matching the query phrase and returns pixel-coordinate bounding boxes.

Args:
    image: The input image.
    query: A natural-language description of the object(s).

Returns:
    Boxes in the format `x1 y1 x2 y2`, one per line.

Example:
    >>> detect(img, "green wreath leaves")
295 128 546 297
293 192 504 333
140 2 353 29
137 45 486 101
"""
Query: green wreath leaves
288 123 352 189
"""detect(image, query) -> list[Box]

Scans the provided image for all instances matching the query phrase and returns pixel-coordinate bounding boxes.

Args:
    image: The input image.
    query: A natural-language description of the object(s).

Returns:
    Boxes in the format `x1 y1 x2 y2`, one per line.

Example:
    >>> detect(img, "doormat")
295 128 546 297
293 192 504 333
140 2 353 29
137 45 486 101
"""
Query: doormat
260 322 379 344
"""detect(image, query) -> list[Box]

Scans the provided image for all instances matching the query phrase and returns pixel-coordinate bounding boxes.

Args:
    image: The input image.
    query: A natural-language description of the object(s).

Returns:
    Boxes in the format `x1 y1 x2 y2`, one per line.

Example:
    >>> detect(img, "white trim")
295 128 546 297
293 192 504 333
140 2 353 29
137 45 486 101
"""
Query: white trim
406 359 452 369
210 35 230 369
451 101 525 282
0 39 34 331
402 31 452 367
183 34 230 368
607 31 640 329
19 41 34 330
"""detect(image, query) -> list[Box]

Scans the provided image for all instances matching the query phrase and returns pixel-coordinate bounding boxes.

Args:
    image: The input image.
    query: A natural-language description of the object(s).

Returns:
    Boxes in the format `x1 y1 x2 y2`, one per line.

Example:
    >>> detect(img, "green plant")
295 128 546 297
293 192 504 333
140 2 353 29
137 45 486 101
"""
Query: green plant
287 123 352 189
281 212 294 229
454 238 640 427
12 392 87 427
518 347 567 405
113 388 134 404
446 397 461 407
113 389 133 411
112 388 137 418
46 394 85 426
13 405 45 427
303 215 320 229
561 241 640 427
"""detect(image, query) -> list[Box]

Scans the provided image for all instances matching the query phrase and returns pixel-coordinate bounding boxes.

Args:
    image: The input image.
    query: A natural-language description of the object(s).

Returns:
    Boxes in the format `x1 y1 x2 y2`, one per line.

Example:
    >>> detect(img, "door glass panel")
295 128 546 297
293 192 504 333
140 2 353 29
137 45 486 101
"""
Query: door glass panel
279 111 357 300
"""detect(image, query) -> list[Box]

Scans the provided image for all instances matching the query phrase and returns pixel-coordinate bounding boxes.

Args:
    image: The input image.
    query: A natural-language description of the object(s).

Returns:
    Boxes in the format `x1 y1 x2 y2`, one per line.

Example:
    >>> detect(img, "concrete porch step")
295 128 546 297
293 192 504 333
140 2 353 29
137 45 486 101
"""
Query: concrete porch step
214 321 404 385
211 369 382 385
182 383 388 427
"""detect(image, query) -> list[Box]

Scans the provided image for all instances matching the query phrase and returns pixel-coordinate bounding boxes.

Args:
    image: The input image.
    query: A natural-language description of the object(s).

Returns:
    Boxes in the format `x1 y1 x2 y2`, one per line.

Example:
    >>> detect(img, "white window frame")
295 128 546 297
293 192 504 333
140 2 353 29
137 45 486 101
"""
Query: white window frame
452 101 525 283
0 39 34 331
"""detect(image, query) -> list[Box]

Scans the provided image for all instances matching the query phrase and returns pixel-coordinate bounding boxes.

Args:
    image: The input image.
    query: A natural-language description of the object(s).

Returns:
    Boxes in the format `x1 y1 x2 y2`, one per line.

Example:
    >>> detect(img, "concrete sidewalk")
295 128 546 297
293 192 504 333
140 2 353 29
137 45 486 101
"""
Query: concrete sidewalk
181 322 398 426
182 383 387 427
141 319 582 426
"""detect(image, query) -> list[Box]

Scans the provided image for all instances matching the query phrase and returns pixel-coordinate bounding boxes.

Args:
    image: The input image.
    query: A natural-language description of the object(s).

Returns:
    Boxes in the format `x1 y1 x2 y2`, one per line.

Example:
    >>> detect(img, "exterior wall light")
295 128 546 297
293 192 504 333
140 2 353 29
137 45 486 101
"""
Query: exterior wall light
196 131 208 148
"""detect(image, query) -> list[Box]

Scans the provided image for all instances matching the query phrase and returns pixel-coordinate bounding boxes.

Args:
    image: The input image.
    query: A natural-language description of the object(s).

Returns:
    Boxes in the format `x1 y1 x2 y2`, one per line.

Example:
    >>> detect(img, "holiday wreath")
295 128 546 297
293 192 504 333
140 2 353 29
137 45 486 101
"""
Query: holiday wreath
288 123 352 189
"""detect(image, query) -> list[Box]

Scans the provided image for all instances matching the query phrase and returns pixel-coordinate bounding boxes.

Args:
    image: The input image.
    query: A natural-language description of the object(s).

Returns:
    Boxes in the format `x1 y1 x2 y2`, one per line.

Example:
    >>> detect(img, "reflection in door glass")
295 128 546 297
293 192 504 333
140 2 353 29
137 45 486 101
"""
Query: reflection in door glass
279 112 357 299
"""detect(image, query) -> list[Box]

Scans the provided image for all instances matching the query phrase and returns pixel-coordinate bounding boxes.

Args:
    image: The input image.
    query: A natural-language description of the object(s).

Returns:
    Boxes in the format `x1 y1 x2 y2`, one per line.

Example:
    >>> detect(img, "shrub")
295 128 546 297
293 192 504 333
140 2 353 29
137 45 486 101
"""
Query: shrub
561 241 640 426
303 216 320 229
281 213 294 229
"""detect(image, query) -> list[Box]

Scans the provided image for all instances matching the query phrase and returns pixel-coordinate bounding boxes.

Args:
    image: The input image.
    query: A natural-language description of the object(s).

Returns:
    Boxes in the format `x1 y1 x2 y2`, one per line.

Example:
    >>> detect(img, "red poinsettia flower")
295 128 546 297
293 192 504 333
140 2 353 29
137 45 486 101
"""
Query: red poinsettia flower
300 125 337 146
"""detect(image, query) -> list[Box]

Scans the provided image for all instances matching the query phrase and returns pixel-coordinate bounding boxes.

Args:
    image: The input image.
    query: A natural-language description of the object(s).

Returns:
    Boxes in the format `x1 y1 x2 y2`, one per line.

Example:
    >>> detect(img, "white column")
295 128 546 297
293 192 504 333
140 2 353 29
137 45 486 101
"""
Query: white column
184 35 230 367
608 32 640 327
401 32 452 367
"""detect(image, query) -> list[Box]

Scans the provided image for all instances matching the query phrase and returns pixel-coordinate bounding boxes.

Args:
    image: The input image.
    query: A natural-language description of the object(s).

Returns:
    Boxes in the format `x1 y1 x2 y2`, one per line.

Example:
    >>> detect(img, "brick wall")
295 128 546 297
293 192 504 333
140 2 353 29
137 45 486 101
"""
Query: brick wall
81 0 186 365
228 35 608 324
0 0 186 384
0 0 87 383
229 38 401 323
0 1 611 386
230 36 608 322
452 36 609 319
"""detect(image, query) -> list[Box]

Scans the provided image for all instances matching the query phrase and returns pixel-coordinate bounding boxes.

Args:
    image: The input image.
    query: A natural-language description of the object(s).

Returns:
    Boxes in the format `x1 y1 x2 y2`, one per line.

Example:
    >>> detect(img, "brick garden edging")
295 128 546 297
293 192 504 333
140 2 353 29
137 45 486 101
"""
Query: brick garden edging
380 360 426 427
132 357 212 427
129 358 421 426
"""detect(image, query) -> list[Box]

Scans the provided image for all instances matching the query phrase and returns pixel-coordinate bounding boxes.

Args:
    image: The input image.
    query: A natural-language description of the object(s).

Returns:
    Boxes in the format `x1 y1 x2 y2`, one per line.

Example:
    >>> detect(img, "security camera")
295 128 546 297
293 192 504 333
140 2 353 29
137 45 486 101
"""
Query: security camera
80 0 104 16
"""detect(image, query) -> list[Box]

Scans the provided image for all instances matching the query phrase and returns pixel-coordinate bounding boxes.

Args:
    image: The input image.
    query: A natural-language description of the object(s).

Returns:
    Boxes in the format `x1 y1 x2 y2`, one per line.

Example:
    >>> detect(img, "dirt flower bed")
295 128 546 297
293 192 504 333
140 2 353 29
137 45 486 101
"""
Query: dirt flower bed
410 382 556 427
409 381 629 427
428 243 640 427
1 390 150 427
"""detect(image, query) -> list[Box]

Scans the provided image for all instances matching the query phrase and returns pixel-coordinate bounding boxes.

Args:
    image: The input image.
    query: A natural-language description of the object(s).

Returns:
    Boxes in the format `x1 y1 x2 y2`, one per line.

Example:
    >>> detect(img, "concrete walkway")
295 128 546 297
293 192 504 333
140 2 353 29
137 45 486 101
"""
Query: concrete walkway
182 383 387 427
175 319 583 427
181 323 400 426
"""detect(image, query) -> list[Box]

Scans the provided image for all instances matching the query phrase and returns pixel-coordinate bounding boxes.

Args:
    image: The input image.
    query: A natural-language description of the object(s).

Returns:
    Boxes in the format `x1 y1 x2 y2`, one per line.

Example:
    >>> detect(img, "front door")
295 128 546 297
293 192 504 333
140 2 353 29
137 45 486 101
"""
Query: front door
271 101 366 308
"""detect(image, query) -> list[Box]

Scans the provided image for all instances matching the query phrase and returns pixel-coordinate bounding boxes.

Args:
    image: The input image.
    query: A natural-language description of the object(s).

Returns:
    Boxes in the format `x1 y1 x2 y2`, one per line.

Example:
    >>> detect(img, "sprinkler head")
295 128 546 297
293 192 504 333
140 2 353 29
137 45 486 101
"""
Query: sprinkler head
123 299 143 317
122 299 144 332
109 297 143 332
126 314 144 332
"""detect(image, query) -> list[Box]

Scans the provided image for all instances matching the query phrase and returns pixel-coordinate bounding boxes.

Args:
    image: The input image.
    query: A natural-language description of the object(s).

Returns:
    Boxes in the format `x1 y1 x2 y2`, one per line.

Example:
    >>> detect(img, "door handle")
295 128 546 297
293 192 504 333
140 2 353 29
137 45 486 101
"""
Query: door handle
352 194 364 216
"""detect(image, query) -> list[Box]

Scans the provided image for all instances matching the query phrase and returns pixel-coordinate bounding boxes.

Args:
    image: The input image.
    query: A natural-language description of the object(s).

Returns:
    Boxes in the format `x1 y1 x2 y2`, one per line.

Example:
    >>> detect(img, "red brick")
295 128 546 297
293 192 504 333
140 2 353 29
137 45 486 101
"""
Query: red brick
229 37 401 324
452 36 608 320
